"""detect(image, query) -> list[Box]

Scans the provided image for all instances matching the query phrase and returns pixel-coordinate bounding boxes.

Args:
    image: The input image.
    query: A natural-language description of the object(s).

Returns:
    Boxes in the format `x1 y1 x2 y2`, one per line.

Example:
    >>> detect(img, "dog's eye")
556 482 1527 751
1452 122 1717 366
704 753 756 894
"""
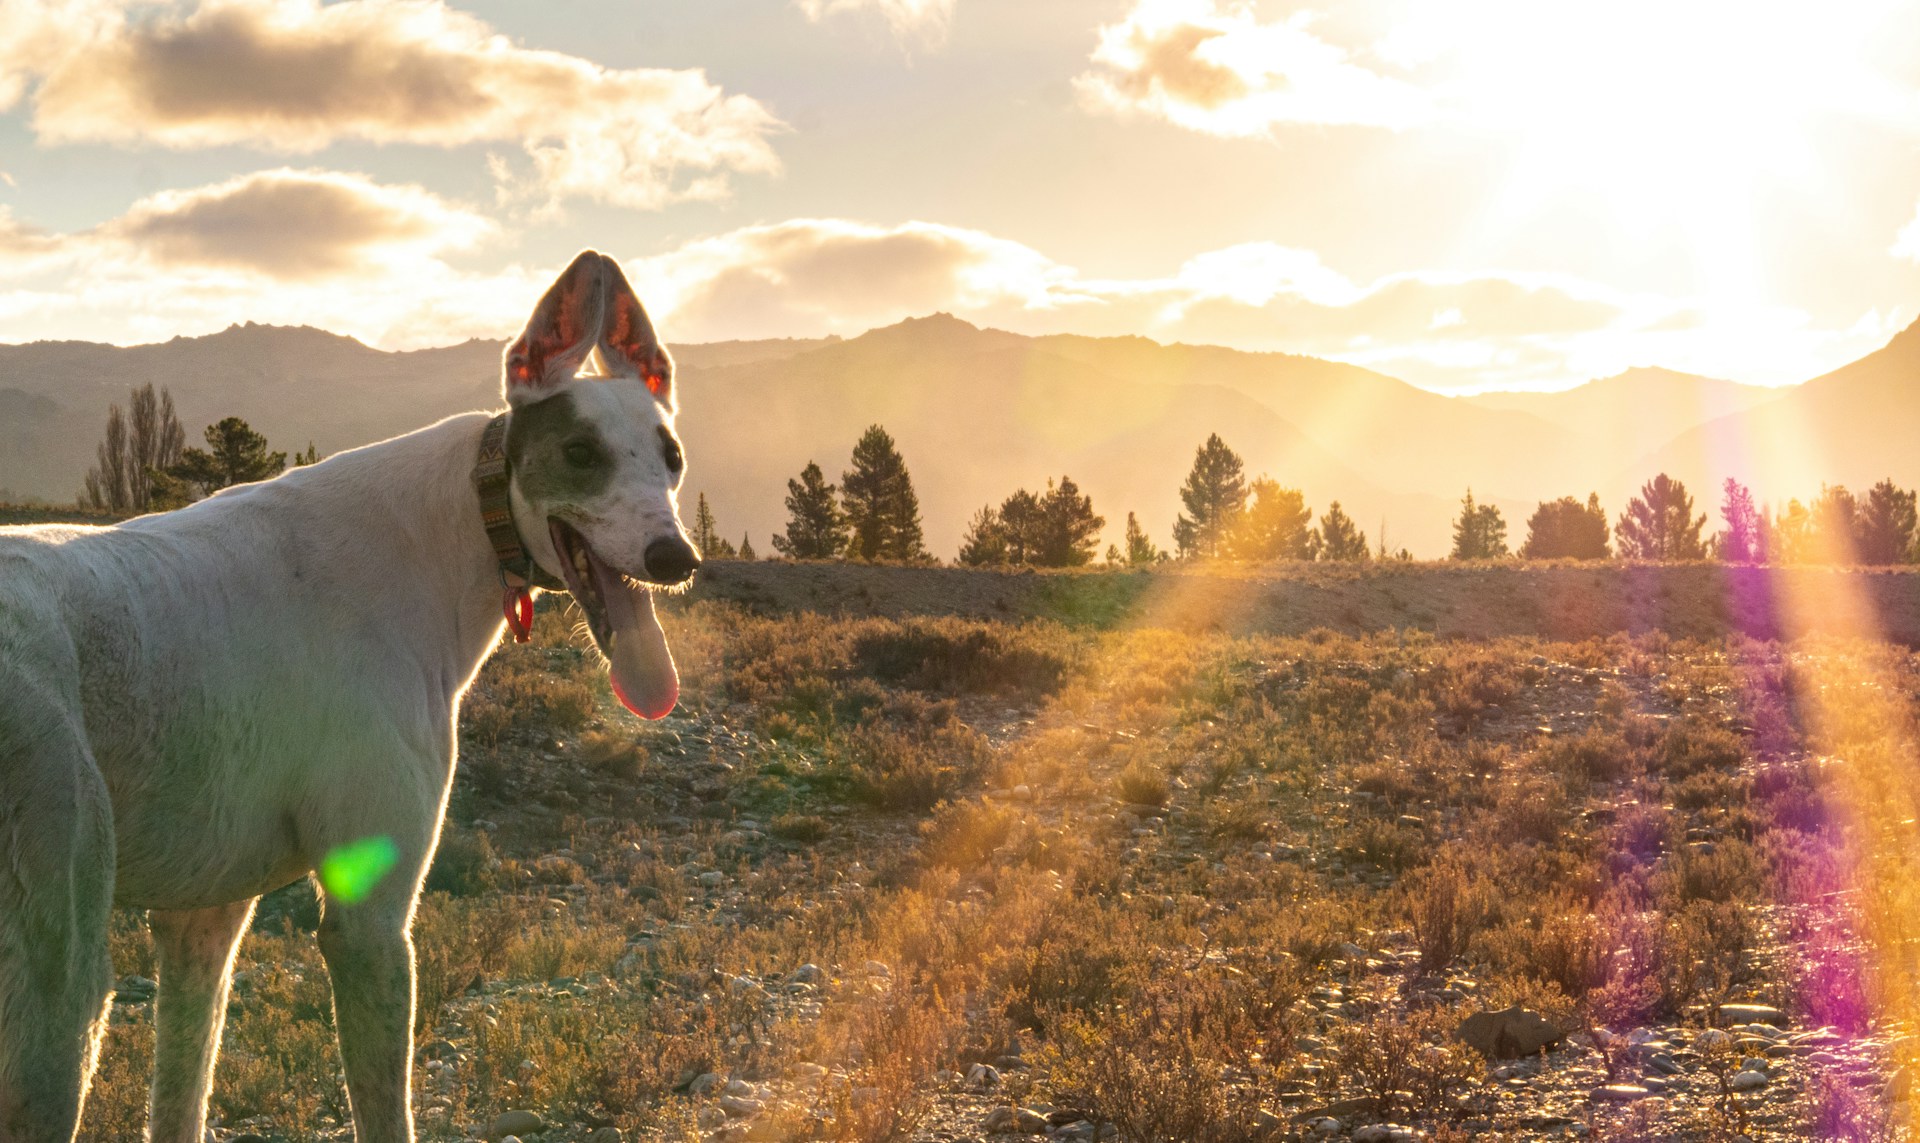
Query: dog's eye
658 428 683 473
563 441 602 469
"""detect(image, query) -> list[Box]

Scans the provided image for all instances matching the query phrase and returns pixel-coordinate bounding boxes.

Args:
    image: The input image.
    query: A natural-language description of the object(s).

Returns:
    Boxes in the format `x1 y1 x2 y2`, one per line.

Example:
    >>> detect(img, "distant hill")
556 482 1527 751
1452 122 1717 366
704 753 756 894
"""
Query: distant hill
6 314 1919 556
1465 367 1785 448
1620 321 1920 510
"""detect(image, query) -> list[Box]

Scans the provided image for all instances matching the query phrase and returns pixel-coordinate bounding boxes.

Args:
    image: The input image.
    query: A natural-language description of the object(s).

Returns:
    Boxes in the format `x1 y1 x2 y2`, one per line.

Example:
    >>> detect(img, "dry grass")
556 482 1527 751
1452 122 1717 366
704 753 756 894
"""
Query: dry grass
71 598 1918 1140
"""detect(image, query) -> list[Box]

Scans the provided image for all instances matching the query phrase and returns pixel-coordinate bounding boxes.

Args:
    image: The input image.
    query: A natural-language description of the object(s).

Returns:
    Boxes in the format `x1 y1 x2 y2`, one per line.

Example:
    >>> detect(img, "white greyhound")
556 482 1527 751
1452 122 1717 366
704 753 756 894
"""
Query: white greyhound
0 251 698 1141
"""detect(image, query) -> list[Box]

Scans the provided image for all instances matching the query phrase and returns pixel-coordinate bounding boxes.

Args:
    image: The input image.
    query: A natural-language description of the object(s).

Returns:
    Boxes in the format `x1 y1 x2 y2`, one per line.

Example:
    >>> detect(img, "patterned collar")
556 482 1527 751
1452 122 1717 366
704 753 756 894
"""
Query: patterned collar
472 412 564 639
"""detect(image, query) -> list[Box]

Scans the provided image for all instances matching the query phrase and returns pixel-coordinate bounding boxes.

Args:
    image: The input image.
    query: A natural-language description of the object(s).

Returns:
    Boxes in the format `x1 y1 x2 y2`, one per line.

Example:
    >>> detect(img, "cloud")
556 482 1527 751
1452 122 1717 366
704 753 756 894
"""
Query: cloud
100 168 493 280
795 0 954 47
1075 0 1429 137
4 0 782 211
0 206 63 271
626 219 1078 340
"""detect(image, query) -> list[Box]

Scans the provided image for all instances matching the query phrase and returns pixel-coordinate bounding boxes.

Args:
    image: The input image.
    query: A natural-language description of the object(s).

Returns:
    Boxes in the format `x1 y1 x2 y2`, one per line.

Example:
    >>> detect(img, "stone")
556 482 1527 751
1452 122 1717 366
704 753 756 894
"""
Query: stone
1730 1070 1769 1092
789 964 824 985
720 1095 763 1117
982 1106 1050 1134
1718 1003 1788 1027
1352 1125 1416 1143
691 1072 726 1095
967 1062 1002 1090
1649 1053 1682 1075
1458 1006 1565 1060
586 1130 622 1143
1307 1117 1342 1135
1591 1084 1650 1102
1695 1029 1733 1051
492 1110 546 1138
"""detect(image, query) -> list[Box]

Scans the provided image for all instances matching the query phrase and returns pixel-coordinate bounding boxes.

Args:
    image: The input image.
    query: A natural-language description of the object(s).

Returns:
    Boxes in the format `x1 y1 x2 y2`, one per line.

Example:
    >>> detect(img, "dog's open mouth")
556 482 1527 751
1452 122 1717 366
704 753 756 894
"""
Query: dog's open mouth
548 518 679 719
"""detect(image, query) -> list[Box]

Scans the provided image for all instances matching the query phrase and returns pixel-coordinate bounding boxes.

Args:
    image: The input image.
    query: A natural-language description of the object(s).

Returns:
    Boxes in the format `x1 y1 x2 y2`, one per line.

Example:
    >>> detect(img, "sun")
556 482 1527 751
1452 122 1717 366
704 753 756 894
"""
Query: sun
1399 0 1914 299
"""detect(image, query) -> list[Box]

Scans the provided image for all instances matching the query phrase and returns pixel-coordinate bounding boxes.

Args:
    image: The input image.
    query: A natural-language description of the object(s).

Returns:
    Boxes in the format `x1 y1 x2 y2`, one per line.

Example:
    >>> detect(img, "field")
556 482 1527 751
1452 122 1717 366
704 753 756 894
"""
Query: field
74 564 1920 1142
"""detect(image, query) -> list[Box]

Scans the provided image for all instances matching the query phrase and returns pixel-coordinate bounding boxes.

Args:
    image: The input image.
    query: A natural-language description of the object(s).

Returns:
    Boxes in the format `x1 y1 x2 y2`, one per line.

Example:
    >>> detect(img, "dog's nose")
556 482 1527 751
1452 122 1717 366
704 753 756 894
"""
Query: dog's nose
644 536 701 584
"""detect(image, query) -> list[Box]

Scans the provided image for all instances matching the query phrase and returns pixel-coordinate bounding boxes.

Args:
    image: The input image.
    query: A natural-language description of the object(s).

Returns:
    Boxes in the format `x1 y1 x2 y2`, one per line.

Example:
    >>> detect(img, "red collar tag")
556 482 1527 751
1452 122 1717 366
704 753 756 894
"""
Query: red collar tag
503 585 534 643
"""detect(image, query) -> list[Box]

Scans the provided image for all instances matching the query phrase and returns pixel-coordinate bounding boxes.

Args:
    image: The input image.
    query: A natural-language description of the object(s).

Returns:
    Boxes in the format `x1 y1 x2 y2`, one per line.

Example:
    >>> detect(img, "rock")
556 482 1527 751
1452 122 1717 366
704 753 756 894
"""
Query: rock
1353 1125 1416 1143
1591 1084 1650 1101
720 1095 763 1117
1458 1006 1565 1060
691 1072 726 1095
1307 1117 1342 1135
789 964 824 985
1695 1029 1732 1051
492 1110 546 1138
231 1135 269 1143
967 1062 1002 1090
586 1129 623 1143
1649 1053 1682 1075
981 1106 1050 1134
1730 1070 1769 1091
1718 1003 1788 1027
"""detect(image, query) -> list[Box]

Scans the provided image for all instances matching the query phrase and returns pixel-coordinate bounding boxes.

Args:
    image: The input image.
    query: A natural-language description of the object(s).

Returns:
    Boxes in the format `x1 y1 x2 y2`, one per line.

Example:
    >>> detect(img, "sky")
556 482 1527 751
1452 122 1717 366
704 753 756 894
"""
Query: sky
2 0 1920 392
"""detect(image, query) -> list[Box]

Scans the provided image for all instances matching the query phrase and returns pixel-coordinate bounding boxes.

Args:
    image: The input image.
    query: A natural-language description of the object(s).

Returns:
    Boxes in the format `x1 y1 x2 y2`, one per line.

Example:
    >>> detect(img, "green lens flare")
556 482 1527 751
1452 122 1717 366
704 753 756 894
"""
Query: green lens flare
319 835 400 904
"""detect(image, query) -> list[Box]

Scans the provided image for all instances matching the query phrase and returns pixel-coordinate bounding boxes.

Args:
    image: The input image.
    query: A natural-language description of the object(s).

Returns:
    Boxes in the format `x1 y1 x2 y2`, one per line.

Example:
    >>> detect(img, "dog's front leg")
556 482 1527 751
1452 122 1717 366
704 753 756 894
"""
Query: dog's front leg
146 898 257 1143
317 894 418 1143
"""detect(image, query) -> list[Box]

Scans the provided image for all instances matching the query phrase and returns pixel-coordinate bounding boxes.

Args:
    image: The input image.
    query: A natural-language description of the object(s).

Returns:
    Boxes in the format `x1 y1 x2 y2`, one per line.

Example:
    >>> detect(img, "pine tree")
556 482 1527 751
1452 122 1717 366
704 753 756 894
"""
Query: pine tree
1230 477 1314 560
1450 489 1509 559
150 416 286 508
841 425 929 563
1718 478 1764 564
1808 484 1860 565
1036 475 1104 567
1123 512 1160 565
1520 493 1609 559
957 505 1011 566
293 442 322 466
1858 479 1918 565
738 533 756 561
998 489 1044 566
1171 434 1247 558
690 492 722 557
773 461 848 560
1615 474 1706 560
1766 499 1811 564
1315 501 1370 562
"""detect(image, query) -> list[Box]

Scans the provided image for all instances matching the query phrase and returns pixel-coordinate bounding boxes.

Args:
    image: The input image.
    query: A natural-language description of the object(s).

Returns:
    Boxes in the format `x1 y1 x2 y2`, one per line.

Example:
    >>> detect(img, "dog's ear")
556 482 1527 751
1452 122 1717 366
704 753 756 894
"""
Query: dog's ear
503 251 608 402
596 253 674 409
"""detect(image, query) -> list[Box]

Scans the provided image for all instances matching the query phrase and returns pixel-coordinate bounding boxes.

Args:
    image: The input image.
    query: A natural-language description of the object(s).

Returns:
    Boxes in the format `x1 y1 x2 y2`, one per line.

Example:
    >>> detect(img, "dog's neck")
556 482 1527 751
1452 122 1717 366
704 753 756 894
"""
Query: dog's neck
267 411 522 676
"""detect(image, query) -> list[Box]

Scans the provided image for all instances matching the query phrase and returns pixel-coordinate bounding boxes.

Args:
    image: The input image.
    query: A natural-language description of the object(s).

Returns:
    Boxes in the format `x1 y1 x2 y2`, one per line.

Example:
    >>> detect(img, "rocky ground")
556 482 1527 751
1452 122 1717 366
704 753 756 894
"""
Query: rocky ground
76 577 1920 1142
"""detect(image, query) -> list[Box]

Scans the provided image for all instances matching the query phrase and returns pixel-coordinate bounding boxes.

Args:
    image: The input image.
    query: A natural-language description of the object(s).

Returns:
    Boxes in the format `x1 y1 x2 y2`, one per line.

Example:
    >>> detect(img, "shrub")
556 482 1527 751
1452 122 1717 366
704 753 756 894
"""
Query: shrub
1114 760 1171 808
852 618 1072 696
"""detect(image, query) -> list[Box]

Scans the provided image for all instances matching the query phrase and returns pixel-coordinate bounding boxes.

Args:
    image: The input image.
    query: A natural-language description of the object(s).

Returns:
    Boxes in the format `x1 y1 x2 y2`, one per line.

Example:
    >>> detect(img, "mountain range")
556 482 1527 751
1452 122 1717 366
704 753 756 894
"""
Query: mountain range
1 314 1914 559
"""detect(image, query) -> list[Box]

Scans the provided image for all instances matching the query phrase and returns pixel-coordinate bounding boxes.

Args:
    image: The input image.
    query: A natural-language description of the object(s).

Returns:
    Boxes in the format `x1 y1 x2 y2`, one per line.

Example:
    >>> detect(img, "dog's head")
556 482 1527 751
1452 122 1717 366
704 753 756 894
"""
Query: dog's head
501 250 696 719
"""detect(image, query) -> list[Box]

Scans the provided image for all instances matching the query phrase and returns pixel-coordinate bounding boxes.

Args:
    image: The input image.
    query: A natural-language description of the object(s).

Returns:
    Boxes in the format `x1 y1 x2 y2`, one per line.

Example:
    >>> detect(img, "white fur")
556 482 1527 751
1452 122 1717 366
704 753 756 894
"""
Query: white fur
0 256 691 1141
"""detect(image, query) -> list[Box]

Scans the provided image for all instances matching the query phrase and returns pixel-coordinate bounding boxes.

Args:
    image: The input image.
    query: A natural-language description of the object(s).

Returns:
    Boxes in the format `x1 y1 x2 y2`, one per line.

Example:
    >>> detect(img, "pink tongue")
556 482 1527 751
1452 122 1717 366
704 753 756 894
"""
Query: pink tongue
598 573 679 719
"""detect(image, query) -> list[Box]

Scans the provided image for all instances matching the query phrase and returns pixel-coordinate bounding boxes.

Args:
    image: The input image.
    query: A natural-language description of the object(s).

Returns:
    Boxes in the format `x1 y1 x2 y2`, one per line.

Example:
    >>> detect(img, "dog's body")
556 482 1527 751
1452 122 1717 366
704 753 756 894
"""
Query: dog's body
0 252 695 1141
